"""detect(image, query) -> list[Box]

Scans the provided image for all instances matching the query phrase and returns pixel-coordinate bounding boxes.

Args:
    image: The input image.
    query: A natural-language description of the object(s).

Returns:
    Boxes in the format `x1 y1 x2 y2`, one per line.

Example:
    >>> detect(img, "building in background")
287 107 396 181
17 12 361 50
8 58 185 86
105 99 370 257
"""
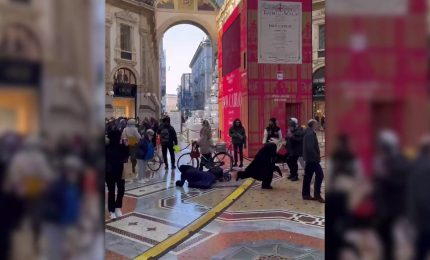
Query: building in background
178 73 193 118
312 0 325 119
165 94 178 112
159 43 167 113
105 0 160 120
189 38 212 111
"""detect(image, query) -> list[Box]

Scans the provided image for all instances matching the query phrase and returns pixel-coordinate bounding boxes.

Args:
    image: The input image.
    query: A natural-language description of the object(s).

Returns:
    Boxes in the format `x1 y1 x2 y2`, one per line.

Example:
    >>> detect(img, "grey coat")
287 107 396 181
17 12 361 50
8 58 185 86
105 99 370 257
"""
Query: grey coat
303 127 320 163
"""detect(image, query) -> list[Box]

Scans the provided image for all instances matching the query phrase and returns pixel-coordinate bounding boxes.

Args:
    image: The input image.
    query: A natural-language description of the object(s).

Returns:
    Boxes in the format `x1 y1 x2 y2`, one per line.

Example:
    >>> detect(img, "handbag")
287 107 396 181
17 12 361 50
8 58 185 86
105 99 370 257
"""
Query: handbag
190 142 200 159
277 145 288 156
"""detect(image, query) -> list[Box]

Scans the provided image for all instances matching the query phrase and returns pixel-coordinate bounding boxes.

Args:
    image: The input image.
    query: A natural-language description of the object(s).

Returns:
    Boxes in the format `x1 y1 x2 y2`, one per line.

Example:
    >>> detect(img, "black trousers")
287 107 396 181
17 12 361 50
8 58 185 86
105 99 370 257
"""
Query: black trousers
162 145 175 167
286 155 299 177
415 231 430 260
238 171 273 188
106 172 125 213
302 161 324 198
233 144 244 164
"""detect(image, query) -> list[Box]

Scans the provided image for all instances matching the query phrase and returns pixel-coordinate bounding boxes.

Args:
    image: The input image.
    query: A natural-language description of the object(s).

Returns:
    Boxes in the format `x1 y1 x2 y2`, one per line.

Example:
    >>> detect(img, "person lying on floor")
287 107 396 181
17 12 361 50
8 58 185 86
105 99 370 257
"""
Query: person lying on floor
236 142 283 189
176 165 216 189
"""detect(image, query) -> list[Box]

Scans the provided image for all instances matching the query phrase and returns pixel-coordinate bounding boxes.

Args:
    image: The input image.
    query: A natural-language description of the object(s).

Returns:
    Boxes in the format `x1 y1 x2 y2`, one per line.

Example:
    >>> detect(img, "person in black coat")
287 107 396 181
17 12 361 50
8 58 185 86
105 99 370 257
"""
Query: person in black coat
106 129 129 220
302 119 325 203
157 117 178 170
286 117 304 181
176 165 216 189
236 143 282 189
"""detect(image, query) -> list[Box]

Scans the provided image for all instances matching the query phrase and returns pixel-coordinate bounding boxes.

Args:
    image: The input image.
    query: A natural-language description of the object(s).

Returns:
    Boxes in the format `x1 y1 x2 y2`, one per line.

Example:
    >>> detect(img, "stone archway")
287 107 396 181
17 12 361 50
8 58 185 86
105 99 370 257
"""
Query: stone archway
154 0 220 60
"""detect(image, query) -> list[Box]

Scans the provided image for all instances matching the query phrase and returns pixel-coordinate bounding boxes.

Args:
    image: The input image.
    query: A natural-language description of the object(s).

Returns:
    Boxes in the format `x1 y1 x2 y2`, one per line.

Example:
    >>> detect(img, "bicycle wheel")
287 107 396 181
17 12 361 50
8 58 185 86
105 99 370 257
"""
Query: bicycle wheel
148 154 162 171
212 152 233 173
177 152 199 169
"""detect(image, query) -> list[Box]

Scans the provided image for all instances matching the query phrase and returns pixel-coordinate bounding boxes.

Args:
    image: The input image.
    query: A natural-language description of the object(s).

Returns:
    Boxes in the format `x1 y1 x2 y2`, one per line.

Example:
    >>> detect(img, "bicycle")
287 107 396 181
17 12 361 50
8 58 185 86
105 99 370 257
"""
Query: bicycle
177 141 234 176
147 152 163 171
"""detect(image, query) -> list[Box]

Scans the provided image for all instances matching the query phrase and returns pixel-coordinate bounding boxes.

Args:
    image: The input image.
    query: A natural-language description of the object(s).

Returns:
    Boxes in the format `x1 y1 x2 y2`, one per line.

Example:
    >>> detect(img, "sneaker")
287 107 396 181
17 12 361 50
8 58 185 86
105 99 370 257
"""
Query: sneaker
233 163 238 167
109 212 116 220
290 176 299 182
315 197 325 203
138 179 147 184
239 163 243 168
115 208 123 218
303 195 316 201
287 175 293 179
172 166 177 170
262 186 273 189
165 165 169 170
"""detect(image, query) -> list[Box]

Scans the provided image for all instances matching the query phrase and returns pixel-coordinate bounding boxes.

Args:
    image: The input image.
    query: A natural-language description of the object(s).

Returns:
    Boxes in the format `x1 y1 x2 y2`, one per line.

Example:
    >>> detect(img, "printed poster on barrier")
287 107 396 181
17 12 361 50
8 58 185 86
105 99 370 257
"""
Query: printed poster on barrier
258 1 302 64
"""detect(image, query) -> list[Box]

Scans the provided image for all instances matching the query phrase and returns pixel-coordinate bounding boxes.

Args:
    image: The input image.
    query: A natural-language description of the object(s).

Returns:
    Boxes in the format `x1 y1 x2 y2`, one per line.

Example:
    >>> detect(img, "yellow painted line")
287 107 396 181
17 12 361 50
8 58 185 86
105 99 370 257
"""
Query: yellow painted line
135 178 255 260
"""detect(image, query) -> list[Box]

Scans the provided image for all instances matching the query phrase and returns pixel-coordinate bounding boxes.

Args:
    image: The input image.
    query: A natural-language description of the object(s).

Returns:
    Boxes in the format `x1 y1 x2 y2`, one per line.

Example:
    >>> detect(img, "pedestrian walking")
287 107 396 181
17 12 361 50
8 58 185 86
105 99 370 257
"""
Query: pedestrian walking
198 120 213 171
229 119 246 168
158 116 178 170
121 118 141 174
106 129 129 219
263 118 282 144
302 119 325 203
286 117 304 181
136 129 155 183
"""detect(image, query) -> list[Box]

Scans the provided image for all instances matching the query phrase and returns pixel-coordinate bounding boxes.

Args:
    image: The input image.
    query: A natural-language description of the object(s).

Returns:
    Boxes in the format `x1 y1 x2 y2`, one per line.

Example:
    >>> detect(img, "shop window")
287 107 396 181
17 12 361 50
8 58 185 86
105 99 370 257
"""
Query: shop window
113 68 137 97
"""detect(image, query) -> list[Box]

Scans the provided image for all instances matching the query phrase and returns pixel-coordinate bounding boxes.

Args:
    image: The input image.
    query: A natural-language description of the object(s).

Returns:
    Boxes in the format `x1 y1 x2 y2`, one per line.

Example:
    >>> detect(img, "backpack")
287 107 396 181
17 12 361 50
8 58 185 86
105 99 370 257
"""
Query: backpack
160 127 170 144
144 141 155 160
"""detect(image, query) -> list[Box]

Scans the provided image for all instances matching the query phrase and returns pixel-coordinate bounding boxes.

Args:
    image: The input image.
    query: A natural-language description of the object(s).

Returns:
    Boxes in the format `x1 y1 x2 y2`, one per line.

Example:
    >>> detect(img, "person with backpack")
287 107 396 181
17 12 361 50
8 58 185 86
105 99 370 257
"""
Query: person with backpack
158 116 178 170
229 119 246 168
136 129 155 183
121 118 141 174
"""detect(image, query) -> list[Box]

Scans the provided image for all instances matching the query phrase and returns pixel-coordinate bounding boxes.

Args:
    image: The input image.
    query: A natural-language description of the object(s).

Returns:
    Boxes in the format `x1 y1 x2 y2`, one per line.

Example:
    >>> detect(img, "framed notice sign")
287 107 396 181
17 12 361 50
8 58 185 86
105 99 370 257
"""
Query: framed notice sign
258 1 302 64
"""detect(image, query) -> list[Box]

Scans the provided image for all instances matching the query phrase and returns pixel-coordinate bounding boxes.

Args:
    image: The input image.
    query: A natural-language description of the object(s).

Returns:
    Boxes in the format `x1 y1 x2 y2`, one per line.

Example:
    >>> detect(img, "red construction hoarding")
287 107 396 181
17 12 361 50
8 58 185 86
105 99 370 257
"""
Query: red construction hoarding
219 0 313 157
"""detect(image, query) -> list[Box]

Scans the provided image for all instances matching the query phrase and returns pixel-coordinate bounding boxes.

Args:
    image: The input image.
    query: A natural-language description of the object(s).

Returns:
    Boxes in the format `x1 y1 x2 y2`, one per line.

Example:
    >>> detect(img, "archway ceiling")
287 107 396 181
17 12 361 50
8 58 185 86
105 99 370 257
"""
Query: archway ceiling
147 0 220 11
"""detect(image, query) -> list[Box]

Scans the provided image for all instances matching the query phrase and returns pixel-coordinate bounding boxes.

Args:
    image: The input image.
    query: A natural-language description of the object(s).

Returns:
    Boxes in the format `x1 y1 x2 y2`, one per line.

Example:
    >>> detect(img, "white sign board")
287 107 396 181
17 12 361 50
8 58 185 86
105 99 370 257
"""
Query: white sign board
277 73 284 80
168 112 181 134
258 1 302 64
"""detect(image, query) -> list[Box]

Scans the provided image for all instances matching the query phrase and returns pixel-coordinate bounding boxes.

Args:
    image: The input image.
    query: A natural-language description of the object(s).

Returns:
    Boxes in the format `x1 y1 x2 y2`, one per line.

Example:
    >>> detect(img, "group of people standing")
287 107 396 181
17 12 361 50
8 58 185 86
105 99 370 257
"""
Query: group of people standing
229 117 325 203
105 116 178 220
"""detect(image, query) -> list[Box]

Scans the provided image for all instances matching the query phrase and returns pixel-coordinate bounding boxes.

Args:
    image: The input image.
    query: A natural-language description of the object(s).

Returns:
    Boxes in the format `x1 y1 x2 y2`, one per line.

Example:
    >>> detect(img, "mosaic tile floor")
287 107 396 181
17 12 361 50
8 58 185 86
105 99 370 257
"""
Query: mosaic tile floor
106 141 326 259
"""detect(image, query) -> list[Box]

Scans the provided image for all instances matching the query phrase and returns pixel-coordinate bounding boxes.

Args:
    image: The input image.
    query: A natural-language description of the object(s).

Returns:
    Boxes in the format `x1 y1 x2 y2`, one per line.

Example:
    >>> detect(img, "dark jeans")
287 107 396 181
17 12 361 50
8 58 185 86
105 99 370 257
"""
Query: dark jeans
106 172 125 213
200 153 212 170
233 144 244 164
302 161 324 198
162 145 175 167
129 145 137 173
286 155 299 177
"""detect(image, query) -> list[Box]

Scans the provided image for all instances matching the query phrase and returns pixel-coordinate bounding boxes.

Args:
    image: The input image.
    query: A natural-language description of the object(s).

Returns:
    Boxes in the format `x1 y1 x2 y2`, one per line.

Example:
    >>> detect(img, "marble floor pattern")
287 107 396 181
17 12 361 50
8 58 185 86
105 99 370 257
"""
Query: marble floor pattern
106 141 326 259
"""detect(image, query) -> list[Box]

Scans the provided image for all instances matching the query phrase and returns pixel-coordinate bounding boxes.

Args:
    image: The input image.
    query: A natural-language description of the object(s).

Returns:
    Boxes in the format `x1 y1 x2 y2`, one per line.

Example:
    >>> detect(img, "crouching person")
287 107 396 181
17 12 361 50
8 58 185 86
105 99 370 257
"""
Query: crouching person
176 165 216 189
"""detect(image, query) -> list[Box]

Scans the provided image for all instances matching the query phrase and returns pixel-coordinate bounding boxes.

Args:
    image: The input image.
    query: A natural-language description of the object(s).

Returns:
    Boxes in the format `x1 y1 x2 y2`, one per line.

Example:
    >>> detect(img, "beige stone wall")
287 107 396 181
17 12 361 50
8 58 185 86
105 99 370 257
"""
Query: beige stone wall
312 0 325 72
106 0 160 120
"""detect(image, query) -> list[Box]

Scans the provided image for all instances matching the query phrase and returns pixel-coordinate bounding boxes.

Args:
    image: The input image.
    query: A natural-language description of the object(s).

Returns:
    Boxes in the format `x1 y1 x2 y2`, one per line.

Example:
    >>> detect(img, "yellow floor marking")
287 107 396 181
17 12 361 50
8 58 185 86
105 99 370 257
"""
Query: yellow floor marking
135 178 255 260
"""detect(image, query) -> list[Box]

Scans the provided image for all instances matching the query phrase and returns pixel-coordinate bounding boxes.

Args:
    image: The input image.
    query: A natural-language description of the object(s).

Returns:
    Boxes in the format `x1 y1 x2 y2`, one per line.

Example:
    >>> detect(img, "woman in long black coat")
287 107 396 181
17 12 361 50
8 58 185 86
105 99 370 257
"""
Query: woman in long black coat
236 143 282 189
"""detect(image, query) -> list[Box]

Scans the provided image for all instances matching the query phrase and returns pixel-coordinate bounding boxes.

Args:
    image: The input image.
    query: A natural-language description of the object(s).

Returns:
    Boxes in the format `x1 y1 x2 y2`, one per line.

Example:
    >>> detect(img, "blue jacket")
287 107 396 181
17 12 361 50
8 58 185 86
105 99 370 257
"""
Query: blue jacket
176 165 216 189
136 138 149 160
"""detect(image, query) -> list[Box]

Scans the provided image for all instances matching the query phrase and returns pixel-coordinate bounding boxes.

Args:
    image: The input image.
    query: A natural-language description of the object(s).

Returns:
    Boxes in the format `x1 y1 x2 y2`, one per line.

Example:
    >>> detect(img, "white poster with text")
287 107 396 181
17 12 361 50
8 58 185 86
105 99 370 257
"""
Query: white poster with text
258 1 302 64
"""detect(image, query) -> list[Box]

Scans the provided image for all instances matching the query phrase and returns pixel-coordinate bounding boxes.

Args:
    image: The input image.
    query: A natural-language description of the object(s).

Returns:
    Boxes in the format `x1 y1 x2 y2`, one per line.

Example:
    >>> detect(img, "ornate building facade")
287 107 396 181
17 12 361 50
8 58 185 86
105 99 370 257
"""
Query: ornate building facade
105 0 160 120
312 0 325 119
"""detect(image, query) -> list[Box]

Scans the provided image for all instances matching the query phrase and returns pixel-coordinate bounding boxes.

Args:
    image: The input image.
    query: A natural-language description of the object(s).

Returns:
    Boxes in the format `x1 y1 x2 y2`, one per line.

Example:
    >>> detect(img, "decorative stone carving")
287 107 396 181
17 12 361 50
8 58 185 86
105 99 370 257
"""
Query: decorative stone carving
115 10 138 24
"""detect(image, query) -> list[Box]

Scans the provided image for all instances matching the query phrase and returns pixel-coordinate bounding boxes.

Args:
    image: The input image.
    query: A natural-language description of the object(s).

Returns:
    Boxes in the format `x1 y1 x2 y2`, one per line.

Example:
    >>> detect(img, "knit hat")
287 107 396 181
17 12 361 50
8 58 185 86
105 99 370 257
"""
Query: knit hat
127 118 137 125
146 129 155 136
290 117 298 124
